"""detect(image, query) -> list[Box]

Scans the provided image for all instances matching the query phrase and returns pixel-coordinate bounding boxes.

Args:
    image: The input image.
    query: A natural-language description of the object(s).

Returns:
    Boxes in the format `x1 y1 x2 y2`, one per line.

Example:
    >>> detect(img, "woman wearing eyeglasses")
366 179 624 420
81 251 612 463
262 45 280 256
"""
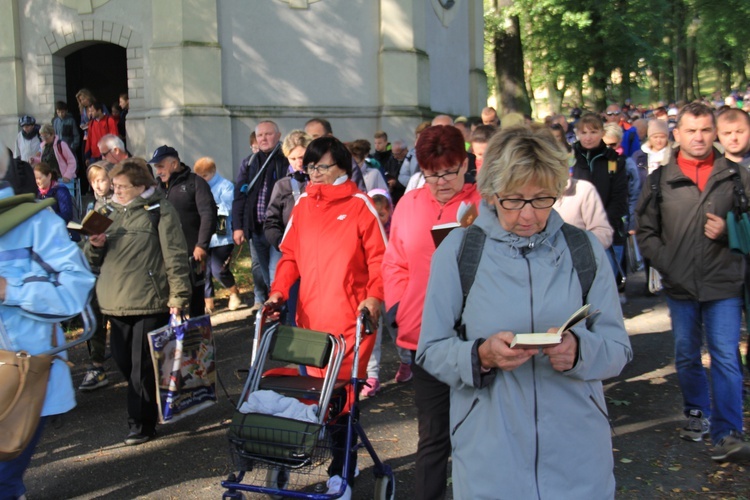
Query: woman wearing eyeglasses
417 126 632 499
381 125 481 500
267 136 387 497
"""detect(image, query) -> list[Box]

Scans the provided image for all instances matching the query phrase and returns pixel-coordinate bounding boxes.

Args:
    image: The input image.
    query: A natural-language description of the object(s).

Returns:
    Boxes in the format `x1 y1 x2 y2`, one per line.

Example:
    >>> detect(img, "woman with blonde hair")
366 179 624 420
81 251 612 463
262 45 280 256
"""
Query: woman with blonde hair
418 125 631 498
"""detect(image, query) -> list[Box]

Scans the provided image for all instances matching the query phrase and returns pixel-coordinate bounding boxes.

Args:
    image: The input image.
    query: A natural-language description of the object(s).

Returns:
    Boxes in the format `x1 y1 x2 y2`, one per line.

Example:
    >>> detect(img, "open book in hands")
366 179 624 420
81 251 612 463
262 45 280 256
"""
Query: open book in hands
431 201 478 247
510 304 594 349
67 210 113 236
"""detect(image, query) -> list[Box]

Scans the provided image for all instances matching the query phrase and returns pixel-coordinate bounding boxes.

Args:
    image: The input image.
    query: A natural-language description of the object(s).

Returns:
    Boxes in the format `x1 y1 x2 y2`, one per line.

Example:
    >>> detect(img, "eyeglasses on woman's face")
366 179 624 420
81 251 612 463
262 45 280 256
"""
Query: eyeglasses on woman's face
305 163 336 173
494 195 556 210
423 167 461 184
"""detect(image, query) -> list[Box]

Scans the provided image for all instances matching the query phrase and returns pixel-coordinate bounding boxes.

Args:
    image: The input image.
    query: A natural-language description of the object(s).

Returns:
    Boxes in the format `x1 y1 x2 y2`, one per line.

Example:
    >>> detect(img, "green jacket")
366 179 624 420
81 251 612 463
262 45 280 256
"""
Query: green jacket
85 189 191 316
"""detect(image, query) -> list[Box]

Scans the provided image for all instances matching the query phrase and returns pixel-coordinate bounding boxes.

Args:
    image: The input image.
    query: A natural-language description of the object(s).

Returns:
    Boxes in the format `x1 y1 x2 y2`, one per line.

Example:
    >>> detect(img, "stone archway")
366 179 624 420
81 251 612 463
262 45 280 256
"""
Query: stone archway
35 20 143 118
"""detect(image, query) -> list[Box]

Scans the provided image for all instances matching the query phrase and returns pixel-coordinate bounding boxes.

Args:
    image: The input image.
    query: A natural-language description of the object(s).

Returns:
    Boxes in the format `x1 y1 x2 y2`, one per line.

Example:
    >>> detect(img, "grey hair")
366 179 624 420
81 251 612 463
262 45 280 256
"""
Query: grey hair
477 125 569 200
99 134 125 152
40 123 55 136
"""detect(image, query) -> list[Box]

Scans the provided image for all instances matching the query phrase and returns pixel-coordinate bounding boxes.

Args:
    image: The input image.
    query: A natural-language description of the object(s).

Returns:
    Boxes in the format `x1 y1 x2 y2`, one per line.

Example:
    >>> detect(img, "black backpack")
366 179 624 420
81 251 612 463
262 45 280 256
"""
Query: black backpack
453 223 596 340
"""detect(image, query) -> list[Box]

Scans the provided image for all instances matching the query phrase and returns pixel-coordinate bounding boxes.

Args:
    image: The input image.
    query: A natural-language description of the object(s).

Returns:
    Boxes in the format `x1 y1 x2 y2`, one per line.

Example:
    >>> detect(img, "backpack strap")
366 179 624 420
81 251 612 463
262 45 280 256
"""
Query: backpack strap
144 203 161 232
728 167 747 213
453 223 596 341
0 194 56 237
560 223 596 305
290 178 301 201
454 225 486 340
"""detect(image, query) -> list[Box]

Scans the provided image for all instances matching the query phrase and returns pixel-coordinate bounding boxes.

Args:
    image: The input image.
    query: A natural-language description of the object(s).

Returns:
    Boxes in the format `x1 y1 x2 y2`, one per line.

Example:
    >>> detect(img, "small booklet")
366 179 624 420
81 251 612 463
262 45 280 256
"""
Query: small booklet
510 304 593 349
67 210 113 236
431 201 478 246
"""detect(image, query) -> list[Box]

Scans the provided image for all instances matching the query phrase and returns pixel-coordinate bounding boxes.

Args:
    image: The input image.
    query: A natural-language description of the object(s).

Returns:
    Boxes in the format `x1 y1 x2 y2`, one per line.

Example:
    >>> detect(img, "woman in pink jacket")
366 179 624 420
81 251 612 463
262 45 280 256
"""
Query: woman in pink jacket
34 124 77 184
381 125 481 500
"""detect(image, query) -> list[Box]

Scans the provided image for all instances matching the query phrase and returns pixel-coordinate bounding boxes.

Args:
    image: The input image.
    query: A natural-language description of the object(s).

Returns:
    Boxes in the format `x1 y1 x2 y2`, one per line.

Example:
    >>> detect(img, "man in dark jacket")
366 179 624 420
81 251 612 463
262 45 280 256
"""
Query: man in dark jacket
150 145 217 317
232 121 289 310
636 102 750 463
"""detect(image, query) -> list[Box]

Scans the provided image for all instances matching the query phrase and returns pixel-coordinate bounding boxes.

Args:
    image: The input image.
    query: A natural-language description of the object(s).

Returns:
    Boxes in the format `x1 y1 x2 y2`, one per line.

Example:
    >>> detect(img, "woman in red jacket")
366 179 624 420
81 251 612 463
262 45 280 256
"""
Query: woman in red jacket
267 136 387 497
381 125 481 500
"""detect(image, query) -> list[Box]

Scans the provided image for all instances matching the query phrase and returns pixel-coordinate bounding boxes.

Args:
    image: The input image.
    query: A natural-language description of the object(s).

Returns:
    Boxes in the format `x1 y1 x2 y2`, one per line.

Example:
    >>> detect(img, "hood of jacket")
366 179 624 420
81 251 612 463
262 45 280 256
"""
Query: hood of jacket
473 198 565 258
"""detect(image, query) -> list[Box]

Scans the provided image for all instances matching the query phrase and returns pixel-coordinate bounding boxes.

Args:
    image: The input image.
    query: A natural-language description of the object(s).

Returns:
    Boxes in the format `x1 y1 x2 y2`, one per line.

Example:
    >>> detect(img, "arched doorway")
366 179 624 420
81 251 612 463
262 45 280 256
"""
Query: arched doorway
64 42 127 134
61 42 127 191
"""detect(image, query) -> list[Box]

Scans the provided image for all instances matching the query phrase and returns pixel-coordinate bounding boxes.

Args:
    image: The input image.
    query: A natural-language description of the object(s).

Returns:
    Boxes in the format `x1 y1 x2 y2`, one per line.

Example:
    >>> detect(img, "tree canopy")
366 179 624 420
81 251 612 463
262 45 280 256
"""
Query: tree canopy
485 0 750 114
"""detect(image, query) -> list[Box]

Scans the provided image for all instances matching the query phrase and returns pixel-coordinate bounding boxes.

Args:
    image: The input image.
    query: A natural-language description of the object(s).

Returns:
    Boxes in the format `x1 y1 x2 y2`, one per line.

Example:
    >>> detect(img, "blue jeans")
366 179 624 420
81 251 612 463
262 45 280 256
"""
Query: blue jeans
250 231 272 305
606 245 624 279
666 296 744 442
0 417 46 499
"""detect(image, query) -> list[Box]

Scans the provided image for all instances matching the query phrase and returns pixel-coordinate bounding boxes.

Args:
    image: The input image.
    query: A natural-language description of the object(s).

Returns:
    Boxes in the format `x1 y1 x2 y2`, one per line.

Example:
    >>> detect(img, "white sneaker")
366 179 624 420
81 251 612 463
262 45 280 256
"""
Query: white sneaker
325 475 352 499
228 293 242 311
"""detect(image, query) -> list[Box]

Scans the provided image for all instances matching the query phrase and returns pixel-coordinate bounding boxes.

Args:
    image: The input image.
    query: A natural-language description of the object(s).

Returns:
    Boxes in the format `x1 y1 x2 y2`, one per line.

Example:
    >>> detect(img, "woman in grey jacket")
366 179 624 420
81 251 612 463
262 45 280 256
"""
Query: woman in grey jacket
417 126 632 499
86 158 191 446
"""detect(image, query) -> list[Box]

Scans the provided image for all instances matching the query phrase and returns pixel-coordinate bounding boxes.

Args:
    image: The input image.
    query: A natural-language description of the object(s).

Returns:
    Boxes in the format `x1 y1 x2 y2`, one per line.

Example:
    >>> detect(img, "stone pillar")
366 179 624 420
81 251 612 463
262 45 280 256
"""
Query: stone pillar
468 0 488 115
140 0 232 174
0 0 24 143
379 0 431 142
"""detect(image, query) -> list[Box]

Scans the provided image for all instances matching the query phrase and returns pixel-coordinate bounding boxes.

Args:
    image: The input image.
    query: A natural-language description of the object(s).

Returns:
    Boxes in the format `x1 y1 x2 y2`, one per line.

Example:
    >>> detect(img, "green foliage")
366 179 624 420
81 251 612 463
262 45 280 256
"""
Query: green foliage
485 0 750 113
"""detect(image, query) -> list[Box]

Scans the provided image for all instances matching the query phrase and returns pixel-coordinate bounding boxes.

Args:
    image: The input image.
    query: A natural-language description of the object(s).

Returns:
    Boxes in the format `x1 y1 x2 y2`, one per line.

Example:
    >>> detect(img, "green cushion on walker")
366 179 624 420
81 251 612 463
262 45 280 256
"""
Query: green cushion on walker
269 326 333 368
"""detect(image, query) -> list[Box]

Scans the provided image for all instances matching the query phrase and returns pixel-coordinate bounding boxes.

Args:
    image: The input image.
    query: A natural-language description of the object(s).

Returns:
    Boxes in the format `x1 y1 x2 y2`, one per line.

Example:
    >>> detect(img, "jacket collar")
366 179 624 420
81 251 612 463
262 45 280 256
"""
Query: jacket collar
474 198 564 251
304 179 360 203
665 147 732 184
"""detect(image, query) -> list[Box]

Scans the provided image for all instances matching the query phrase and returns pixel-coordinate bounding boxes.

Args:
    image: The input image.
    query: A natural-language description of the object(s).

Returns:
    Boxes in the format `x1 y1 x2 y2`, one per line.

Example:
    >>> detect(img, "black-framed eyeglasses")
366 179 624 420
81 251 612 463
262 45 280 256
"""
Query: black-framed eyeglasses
604 141 618 148
605 111 621 116
495 195 556 210
305 163 336 173
101 149 112 159
423 168 461 184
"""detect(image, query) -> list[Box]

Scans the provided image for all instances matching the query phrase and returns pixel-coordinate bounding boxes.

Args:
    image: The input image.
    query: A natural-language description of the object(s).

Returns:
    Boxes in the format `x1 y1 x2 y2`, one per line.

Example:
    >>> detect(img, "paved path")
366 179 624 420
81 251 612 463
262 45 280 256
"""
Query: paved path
24 271 750 498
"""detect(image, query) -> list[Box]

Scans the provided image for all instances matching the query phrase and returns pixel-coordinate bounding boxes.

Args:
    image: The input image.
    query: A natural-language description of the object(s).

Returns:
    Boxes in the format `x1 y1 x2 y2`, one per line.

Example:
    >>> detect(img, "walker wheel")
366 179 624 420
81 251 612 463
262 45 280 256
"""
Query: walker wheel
374 473 395 500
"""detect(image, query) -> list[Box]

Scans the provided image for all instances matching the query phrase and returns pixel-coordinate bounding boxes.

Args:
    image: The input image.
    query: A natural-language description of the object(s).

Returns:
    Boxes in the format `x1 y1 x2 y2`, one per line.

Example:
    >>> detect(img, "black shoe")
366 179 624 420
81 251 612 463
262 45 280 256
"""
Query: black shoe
124 430 155 446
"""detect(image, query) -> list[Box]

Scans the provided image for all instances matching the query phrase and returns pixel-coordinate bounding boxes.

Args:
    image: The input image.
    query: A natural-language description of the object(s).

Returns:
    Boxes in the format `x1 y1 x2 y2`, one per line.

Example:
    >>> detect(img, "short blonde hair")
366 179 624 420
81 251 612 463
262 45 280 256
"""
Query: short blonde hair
193 157 217 176
87 160 113 181
602 123 623 142
281 130 312 157
477 125 569 200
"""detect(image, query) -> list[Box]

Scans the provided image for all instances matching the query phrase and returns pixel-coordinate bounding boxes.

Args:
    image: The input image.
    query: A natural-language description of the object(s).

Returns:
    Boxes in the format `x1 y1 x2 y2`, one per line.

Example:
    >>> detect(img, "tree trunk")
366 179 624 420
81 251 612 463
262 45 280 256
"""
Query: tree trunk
493 13 532 116
649 68 660 104
590 69 608 111
674 6 688 102
685 33 696 100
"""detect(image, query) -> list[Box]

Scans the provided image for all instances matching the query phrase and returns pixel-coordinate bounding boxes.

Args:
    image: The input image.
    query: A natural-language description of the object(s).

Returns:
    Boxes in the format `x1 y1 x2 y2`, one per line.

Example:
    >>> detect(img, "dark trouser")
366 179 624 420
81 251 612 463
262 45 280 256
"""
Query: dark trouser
88 292 107 365
411 350 450 500
328 395 360 481
250 231 272 305
109 313 168 435
204 244 236 298
189 284 205 318
0 417 46 499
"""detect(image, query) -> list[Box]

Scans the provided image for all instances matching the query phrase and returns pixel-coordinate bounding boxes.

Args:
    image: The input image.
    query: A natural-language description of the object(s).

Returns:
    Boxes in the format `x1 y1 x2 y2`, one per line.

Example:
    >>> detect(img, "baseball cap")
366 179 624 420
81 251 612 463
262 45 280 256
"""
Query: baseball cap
19 115 36 127
148 145 179 164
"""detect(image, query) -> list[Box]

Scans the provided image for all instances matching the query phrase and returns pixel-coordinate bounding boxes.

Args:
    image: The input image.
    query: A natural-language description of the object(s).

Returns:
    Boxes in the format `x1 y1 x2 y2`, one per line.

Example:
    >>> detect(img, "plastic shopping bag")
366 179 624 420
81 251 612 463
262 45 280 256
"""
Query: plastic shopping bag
148 314 217 423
